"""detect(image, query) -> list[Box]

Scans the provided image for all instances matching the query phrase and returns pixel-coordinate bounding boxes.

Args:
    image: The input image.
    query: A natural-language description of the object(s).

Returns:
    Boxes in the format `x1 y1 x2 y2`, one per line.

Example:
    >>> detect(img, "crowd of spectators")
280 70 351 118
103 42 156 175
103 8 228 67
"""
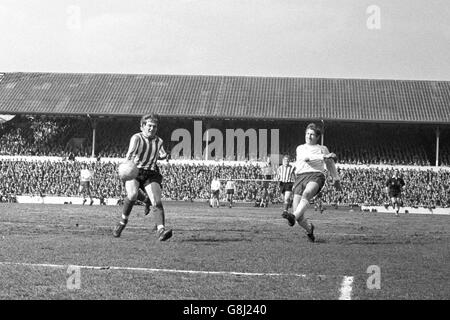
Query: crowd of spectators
1 159 449 208
0 160 123 202
320 168 450 208
1 115 450 208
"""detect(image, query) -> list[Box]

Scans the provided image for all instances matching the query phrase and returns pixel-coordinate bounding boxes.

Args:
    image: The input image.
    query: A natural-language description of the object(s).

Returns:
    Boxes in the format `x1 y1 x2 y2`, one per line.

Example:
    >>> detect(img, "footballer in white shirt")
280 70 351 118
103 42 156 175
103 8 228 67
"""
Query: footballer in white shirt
281 123 342 242
210 174 221 208
79 163 94 206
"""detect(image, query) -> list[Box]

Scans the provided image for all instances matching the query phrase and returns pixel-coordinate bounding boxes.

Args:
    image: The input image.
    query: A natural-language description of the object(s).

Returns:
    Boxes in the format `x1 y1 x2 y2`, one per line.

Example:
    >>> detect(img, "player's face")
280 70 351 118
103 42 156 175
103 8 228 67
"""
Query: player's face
282 157 288 165
305 129 319 145
141 120 158 138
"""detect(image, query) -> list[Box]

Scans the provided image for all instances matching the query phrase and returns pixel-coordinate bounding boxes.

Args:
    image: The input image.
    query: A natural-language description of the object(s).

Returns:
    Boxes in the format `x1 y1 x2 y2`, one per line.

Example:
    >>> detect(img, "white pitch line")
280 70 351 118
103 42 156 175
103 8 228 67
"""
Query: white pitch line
338 276 354 300
0 261 312 278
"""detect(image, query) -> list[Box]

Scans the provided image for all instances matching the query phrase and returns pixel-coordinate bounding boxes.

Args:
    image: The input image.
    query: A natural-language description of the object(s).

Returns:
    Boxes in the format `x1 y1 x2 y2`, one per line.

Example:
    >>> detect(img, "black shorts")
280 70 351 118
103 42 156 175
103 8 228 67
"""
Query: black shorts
212 190 220 198
80 181 90 189
279 182 293 194
292 172 326 196
136 168 163 190
389 190 401 198
226 189 234 195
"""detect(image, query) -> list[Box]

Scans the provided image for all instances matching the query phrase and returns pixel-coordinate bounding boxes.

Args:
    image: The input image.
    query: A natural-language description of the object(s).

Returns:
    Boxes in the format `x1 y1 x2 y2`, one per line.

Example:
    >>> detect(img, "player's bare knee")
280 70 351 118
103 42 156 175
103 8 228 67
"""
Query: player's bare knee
127 193 138 202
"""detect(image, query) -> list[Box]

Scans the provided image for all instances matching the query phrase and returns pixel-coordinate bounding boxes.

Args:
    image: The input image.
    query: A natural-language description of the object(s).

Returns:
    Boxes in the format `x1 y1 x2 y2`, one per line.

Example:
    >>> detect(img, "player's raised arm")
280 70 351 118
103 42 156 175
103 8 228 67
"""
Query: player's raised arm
322 146 341 191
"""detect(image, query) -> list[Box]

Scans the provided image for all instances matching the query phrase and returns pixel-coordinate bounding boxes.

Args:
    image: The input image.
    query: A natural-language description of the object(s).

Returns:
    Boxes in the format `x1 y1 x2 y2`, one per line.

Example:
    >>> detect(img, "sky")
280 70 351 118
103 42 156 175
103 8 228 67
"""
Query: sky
0 0 449 80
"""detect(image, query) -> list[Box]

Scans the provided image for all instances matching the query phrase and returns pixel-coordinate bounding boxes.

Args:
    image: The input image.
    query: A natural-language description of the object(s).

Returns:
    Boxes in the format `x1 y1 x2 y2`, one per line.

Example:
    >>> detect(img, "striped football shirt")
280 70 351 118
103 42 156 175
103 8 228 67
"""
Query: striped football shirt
276 164 295 183
126 133 167 171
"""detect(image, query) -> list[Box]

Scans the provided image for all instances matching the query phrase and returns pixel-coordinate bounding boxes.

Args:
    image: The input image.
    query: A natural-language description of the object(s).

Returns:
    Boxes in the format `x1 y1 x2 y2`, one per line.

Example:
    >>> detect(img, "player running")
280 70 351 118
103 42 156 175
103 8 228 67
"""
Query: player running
79 163 94 206
225 176 235 208
281 123 342 242
385 169 405 216
276 155 295 215
113 113 172 241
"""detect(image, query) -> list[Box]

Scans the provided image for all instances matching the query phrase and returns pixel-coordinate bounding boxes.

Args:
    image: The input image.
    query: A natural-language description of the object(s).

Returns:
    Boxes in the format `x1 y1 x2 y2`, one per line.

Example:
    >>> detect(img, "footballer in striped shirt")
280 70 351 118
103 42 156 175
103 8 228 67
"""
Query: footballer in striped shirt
276 155 296 214
113 113 172 241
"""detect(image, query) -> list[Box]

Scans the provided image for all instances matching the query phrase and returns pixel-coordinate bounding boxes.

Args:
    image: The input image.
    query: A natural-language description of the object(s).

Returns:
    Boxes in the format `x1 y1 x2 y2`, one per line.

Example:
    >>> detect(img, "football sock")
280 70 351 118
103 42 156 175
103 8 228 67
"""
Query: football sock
293 198 309 220
297 217 313 234
121 198 134 223
152 204 165 226
283 201 289 211
120 214 128 225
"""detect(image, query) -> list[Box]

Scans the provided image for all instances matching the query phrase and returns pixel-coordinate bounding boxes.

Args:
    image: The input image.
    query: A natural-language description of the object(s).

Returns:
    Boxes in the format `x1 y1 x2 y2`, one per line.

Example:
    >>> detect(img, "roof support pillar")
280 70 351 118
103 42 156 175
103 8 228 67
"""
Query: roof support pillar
88 115 97 158
435 126 440 167
193 118 203 160
321 119 325 145
204 119 211 160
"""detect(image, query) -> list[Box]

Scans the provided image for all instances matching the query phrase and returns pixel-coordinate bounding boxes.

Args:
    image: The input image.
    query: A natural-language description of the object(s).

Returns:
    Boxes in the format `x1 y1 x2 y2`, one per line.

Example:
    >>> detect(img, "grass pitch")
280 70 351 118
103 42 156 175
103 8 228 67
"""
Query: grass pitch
0 202 449 300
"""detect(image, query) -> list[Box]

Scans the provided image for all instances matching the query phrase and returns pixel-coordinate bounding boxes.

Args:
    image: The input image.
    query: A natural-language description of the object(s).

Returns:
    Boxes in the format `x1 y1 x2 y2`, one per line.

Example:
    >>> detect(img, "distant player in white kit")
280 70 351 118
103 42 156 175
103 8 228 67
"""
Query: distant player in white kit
282 123 342 242
225 176 236 208
79 163 94 206
210 174 221 208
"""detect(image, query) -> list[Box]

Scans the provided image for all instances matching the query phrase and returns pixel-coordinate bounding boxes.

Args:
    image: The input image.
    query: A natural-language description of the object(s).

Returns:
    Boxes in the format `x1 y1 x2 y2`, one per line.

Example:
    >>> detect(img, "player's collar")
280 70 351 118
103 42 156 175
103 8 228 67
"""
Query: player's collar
142 133 157 140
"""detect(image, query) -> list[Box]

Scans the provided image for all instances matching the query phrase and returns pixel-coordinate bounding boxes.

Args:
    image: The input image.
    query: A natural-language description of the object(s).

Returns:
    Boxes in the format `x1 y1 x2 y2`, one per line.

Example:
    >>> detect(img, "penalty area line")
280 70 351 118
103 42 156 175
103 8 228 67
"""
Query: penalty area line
0 261 349 280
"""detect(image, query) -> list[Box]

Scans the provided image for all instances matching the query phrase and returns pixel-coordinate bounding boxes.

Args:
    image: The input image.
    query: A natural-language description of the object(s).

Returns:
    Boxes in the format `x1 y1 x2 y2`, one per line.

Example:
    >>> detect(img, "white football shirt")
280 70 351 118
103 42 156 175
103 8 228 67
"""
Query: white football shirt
80 169 93 182
211 179 221 191
295 144 330 174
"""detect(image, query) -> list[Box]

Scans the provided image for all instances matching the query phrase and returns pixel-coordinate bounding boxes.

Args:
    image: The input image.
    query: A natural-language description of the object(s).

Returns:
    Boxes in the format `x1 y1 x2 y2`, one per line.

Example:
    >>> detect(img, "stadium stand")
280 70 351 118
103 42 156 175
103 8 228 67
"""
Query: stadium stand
1 115 449 166
0 73 449 208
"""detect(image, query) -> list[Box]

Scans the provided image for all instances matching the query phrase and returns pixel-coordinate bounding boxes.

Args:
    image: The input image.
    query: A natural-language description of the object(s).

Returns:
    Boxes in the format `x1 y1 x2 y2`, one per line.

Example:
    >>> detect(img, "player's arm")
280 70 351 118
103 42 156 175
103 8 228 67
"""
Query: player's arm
322 146 341 191
275 167 281 181
158 142 169 161
296 145 336 162
290 166 296 180
125 134 140 162
385 179 391 194
400 178 405 191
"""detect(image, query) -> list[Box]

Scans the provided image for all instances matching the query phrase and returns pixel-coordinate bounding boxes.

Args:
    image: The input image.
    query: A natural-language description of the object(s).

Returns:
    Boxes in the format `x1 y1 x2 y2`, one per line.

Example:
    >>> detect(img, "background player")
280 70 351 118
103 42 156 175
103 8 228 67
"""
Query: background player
113 113 172 241
79 163 94 206
225 176 235 208
210 174 221 208
385 169 405 216
276 155 295 215
282 123 341 242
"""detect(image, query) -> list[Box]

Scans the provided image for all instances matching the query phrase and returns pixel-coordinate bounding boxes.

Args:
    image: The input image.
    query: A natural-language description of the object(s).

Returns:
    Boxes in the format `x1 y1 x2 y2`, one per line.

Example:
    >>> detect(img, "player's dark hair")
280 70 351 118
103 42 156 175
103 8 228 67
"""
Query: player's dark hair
305 123 322 138
140 113 159 127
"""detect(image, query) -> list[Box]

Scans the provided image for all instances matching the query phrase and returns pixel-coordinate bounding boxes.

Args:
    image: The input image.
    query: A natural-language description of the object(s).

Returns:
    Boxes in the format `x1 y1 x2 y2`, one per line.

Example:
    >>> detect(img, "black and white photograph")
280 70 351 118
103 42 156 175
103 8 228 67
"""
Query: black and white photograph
0 0 449 305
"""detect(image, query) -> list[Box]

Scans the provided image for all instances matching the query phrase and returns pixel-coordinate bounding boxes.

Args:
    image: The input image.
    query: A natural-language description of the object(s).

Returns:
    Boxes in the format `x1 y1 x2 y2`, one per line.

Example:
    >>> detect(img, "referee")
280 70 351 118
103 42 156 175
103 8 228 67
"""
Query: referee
276 155 296 215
